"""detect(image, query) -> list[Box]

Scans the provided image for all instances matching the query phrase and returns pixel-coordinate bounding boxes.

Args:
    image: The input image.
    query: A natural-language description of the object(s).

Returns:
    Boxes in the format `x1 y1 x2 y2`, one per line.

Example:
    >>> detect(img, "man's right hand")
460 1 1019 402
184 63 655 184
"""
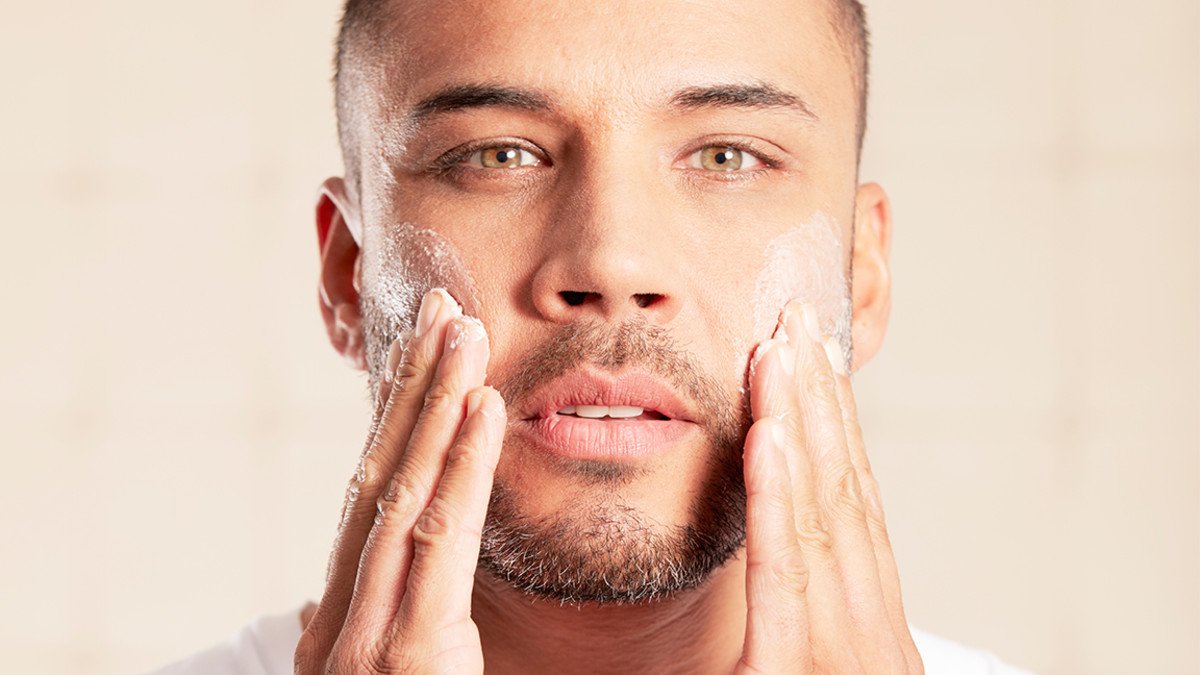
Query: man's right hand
295 288 504 674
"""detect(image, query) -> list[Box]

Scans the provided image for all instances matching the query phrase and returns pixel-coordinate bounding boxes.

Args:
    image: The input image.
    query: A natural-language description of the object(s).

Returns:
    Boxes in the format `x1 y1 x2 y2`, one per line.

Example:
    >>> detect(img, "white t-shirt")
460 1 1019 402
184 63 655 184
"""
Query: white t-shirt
149 603 1034 674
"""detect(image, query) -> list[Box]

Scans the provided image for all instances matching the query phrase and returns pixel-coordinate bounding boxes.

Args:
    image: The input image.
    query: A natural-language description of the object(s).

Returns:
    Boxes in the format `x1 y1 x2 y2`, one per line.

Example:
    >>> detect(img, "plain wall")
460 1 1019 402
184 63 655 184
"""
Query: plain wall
1 1 1196 673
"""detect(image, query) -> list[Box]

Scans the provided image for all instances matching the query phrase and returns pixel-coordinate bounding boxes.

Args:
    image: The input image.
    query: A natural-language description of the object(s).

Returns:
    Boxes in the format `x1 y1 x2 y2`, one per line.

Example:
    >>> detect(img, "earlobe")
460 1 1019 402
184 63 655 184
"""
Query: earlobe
316 177 368 371
848 182 893 374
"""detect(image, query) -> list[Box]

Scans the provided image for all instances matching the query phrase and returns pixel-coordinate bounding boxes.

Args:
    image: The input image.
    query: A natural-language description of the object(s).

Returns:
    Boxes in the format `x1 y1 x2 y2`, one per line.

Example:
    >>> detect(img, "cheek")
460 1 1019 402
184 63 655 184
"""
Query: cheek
361 221 483 328
690 212 850 397
751 210 851 343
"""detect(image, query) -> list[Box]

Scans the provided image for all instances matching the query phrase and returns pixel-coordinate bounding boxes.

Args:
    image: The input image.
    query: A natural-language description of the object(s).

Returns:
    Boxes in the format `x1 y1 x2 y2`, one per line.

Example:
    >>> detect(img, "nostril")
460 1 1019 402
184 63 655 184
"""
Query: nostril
633 293 662 309
560 291 590 306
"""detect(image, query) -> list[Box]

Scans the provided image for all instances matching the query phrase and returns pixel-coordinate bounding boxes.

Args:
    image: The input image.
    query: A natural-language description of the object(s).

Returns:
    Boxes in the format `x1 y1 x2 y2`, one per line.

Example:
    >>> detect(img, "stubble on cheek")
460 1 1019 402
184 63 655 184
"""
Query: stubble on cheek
358 221 482 394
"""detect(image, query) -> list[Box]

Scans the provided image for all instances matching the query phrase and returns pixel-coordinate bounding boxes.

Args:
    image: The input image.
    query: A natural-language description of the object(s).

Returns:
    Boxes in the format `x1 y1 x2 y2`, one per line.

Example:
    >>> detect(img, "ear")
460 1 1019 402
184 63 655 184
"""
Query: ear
316 176 367 371
848 182 893 374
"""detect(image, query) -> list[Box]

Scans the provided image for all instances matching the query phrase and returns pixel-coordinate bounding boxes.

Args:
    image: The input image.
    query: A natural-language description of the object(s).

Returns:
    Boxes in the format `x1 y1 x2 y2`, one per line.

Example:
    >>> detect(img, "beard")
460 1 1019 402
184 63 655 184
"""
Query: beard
360 293 751 606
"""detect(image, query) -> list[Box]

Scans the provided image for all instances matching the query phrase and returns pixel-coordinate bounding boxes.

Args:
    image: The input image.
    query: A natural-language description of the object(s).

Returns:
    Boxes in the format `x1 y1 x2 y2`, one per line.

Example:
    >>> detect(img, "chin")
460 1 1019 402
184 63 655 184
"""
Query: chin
477 433 748 606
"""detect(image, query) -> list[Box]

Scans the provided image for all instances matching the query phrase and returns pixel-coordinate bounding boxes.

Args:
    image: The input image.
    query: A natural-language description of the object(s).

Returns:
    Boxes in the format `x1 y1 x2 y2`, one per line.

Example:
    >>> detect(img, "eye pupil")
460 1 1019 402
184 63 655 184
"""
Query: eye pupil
481 146 525 168
701 146 743 171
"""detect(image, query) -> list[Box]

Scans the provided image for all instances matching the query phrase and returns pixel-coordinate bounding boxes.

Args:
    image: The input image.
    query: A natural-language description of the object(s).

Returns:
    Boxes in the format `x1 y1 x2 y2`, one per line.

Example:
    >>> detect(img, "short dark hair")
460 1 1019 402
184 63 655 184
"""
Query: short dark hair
333 0 870 194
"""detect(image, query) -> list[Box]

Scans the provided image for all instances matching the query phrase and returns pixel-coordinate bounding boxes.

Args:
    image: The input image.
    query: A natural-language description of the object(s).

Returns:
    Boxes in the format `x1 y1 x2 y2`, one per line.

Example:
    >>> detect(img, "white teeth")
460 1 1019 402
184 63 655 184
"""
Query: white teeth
607 406 644 418
559 405 646 419
575 405 608 418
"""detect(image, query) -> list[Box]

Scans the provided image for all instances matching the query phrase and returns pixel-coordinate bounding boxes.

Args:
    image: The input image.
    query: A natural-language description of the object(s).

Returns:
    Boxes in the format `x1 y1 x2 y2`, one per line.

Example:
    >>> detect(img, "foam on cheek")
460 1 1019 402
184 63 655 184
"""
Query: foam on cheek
364 221 482 332
751 210 853 373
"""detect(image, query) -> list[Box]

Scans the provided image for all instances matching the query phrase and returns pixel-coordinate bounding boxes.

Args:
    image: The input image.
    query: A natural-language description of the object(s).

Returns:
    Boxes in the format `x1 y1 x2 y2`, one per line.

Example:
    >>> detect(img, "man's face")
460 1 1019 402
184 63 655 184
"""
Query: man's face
345 0 864 603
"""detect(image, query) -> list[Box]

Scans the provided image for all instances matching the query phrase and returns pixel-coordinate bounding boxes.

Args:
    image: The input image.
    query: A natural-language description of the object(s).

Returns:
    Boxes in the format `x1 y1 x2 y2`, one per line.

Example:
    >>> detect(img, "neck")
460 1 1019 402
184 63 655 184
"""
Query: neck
471 551 748 675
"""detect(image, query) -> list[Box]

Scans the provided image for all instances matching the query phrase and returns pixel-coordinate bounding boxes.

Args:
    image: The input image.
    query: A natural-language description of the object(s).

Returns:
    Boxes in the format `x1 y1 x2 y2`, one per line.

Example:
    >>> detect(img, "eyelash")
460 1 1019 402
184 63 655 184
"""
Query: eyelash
427 138 542 178
427 137 781 181
685 138 781 182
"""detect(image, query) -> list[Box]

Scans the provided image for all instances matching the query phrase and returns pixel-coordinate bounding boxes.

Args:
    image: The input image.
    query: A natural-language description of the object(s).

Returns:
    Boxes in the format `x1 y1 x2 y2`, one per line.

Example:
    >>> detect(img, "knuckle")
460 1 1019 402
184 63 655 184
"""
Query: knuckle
421 379 461 417
355 451 389 493
770 545 811 593
412 497 461 547
445 438 485 472
394 350 431 389
801 352 838 400
820 463 867 527
332 635 408 675
338 485 359 530
374 477 422 525
340 481 373 530
346 446 391 513
795 508 834 553
357 642 413 675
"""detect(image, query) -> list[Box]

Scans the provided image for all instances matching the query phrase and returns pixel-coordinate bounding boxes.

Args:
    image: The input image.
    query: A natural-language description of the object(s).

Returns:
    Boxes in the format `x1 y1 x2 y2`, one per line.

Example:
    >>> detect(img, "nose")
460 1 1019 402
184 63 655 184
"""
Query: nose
529 151 686 326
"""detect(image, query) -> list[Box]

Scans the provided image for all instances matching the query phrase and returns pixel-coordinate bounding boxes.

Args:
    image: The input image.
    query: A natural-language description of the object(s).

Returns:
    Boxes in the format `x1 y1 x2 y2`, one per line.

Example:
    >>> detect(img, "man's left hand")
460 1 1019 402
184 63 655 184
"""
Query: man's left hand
737 299 924 674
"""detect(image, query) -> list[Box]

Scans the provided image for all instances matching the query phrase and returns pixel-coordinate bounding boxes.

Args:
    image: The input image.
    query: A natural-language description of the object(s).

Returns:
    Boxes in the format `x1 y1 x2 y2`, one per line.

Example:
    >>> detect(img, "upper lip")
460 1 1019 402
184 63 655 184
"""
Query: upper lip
518 368 698 423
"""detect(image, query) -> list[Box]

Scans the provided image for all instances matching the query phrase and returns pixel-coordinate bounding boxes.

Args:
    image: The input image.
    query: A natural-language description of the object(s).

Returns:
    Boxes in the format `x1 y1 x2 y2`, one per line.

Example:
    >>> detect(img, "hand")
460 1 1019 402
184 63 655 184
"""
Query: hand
736 299 923 674
295 288 504 674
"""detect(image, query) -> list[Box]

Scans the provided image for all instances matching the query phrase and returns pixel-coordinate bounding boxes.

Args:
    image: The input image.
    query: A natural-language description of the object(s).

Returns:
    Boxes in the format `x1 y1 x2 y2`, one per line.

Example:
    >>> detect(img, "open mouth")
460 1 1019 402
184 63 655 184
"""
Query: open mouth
550 405 671 421
513 368 699 460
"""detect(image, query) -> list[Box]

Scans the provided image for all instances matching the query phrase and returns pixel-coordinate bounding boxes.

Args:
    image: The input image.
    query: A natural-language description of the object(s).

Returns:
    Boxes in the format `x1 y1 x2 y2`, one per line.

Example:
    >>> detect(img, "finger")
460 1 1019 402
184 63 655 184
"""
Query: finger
396 386 506 635
376 329 410 417
783 299 902 665
347 327 413 531
740 417 812 674
367 290 466 503
338 333 407 543
341 330 411 533
750 317 855 668
832 367 922 670
749 335 796 424
342 309 487 634
391 313 490 526
307 289 460 653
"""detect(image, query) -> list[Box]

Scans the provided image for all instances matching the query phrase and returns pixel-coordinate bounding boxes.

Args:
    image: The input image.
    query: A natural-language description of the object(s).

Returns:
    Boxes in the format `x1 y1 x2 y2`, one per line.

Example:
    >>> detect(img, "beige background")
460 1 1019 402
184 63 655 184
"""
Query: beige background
1 1 1197 673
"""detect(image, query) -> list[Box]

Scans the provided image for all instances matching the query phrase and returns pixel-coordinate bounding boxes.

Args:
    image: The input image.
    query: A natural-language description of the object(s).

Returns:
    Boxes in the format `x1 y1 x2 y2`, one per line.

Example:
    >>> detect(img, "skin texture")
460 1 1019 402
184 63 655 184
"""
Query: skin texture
300 0 917 673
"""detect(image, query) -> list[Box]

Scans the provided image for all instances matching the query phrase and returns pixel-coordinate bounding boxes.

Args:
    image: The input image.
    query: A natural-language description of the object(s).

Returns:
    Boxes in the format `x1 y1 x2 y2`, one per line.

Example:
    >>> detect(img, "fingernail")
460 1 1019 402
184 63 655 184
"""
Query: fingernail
823 337 846 375
780 299 803 342
413 289 444 338
749 338 779 380
417 287 462 338
773 302 795 342
446 315 486 351
771 315 788 341
467 389 485 416
801 304 821 343
383 336 404 384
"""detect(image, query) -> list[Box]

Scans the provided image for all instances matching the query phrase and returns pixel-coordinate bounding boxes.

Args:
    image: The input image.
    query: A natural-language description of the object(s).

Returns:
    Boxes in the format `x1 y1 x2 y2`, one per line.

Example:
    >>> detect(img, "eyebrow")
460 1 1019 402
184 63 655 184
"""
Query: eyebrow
404 80 818 127
407 84 554 125
668 81 818 121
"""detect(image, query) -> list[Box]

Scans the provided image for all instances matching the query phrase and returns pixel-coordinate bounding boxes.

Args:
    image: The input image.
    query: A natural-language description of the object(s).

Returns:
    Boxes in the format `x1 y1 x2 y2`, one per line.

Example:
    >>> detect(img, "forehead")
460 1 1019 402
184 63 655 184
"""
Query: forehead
369 0 854 135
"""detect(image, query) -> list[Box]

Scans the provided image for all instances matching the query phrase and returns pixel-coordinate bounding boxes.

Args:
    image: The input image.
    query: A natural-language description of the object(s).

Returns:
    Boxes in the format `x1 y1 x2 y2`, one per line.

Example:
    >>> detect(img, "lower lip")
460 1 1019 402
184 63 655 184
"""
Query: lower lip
516 415 699 461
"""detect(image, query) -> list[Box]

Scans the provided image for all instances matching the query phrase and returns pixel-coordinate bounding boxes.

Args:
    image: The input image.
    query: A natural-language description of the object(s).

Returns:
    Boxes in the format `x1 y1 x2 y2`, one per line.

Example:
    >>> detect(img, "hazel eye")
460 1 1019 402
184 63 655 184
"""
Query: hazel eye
470 146 541 169
688 146 764 171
